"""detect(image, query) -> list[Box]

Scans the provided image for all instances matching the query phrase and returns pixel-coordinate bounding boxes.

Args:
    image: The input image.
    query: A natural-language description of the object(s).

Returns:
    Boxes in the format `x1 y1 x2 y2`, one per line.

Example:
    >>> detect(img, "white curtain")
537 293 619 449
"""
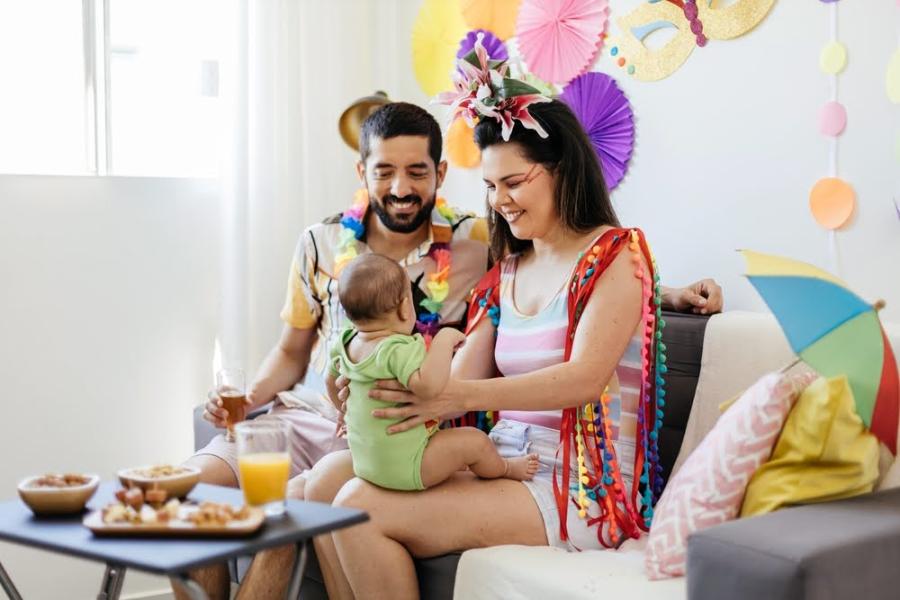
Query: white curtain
220 0 429 374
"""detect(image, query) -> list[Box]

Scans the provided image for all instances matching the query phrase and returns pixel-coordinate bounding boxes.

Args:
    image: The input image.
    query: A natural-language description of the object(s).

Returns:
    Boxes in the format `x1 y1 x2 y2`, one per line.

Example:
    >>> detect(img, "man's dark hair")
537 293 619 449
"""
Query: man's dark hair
359 102 443 168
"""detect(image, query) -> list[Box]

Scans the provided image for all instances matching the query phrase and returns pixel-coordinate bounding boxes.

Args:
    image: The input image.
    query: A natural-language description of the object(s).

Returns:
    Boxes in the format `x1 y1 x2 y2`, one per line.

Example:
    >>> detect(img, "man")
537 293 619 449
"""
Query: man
176 102 723 599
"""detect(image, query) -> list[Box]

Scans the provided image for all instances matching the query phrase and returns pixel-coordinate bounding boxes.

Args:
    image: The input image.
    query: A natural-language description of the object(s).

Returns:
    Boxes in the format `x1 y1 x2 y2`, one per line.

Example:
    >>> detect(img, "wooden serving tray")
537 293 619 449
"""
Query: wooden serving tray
83 505 265 538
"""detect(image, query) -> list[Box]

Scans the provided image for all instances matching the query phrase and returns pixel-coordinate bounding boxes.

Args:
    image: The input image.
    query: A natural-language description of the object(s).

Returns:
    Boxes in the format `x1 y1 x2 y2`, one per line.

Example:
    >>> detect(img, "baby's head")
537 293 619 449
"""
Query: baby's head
338 254 415 333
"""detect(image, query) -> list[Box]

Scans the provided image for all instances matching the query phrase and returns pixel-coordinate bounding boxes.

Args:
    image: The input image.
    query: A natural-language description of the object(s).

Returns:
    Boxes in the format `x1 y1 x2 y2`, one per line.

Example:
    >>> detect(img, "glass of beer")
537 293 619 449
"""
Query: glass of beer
236 421 291 517
216 368 247 442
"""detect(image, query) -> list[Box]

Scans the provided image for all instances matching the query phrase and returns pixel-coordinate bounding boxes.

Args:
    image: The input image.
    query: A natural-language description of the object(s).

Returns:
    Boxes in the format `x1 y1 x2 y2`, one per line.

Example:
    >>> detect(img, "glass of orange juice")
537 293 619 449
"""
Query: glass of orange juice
235 421 291 517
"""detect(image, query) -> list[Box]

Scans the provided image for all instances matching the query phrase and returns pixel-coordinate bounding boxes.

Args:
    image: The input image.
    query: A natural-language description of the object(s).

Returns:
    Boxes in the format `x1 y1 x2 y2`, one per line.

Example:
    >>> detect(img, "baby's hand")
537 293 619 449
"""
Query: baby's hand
435 327 466 350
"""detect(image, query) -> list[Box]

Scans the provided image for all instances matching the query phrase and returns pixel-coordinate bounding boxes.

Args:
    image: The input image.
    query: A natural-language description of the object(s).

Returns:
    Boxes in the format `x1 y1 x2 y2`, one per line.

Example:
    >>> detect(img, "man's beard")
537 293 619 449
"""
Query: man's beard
369 192 436 234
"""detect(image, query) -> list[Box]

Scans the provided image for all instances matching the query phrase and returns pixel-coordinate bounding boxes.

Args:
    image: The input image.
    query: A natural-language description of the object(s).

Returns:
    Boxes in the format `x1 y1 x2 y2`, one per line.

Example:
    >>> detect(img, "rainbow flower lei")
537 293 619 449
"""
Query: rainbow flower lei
335 189 455 339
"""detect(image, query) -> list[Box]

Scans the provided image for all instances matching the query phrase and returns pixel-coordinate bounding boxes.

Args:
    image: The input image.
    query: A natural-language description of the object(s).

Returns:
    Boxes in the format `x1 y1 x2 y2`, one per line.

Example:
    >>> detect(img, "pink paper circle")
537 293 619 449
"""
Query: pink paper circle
818 101 847 136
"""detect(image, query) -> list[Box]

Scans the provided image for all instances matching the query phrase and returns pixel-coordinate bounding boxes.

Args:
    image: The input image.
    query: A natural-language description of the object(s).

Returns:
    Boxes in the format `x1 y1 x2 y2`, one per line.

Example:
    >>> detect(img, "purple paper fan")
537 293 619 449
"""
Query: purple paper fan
457 29 509 66
560 72 635 191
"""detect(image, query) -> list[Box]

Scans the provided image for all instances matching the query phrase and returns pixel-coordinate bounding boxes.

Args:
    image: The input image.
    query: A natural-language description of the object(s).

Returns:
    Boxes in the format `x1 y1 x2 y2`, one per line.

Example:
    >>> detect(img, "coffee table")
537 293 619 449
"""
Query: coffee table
0 482 367 599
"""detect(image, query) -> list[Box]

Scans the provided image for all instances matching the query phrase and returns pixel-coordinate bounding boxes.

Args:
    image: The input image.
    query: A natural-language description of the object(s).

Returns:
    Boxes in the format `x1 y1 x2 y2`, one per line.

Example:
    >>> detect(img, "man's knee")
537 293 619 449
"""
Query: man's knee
305 450 354 504
287 474 307 500
333 477 375 511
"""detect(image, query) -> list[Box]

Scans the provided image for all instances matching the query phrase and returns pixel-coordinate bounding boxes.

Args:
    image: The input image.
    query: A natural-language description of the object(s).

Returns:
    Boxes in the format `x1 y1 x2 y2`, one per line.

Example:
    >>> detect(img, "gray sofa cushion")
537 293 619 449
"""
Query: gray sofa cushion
298 548 460 600
656 312 709 482
687 487 900 600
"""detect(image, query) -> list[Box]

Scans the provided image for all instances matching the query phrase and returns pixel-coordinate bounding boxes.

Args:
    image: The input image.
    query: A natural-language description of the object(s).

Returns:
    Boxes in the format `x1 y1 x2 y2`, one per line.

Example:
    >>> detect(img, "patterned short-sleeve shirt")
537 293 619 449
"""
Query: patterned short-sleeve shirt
280 207 490 396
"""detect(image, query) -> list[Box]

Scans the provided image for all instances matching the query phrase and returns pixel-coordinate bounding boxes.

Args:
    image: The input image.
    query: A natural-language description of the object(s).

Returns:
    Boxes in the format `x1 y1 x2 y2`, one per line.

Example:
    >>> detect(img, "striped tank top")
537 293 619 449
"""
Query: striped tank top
494 255 640 475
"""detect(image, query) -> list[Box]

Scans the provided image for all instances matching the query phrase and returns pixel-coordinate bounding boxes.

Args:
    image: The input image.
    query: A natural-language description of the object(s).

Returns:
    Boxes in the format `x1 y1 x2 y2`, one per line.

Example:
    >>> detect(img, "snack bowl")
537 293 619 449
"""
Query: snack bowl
117 465 200 499
18 474 100 516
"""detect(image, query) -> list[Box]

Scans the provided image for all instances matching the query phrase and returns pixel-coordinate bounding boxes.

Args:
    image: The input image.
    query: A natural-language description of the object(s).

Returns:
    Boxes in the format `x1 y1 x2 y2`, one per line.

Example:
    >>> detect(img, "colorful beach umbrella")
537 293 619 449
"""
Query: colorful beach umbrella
741 250 899 453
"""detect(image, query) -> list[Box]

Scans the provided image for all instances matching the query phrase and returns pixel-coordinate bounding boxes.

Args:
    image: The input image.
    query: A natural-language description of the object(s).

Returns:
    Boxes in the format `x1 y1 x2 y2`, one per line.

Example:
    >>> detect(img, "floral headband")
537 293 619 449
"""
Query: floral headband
435 33 552 141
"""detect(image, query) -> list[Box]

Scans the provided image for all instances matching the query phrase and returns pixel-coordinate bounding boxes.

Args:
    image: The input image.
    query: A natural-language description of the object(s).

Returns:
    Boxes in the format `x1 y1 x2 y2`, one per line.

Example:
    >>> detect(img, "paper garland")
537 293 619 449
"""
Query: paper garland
810 1 853 236
605 0 774 82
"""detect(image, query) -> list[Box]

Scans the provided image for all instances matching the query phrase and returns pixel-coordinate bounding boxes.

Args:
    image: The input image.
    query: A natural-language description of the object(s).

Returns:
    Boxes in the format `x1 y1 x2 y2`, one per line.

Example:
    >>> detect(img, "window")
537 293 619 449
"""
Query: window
0 0 87 175
0 0 235 177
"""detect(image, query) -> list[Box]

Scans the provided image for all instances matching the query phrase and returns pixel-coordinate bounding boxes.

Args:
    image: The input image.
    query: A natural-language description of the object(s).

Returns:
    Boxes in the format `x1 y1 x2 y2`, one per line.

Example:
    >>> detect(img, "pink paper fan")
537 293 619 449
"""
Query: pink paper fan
560 72 634 190
516 0 609 85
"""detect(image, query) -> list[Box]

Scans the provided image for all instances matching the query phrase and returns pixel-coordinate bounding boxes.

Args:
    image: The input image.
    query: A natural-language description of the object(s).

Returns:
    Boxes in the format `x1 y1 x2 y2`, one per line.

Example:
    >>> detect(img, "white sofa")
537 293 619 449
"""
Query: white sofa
453 311 900 600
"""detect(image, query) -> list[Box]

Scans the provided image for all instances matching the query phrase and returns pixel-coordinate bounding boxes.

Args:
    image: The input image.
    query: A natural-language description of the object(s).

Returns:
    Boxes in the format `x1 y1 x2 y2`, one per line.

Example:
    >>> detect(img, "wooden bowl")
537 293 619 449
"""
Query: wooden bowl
17 474 100 516
117 465 200 499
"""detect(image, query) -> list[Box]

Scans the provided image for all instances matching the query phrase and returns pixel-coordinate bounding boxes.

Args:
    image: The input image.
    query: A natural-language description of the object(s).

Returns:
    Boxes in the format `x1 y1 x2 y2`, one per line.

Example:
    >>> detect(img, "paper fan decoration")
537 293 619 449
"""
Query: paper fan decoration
560 72 634 190
458 29 508 65
446 117 481 168
516 0 609 85
412 0 468 97
460 0 522 40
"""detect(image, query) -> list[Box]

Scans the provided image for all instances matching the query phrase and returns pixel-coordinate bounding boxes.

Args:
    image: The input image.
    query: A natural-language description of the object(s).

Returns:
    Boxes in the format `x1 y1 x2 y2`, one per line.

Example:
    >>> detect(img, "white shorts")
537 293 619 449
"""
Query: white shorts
193 390 348 482
490 419 635 552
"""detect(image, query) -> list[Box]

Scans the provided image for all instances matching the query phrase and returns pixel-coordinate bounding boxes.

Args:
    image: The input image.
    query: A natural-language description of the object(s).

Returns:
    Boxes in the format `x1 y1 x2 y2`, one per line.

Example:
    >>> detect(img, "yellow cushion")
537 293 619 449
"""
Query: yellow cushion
740 375 880 517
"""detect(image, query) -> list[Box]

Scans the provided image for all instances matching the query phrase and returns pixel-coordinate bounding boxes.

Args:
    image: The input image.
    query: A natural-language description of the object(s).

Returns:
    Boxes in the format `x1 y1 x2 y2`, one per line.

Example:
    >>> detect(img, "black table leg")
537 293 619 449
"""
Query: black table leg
0 560 23 600
173 573 209 600
97 564 127 600
284 540 309 600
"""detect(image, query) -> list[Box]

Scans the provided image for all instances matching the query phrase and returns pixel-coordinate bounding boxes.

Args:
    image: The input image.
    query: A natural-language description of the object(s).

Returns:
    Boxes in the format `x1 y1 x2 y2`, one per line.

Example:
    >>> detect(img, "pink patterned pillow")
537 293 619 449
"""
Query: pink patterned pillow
644 370 816 580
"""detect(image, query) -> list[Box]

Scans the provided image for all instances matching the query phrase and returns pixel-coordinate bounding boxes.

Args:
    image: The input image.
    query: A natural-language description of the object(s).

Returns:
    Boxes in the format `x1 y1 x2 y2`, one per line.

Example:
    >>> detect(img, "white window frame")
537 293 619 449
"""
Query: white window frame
82 0 111 175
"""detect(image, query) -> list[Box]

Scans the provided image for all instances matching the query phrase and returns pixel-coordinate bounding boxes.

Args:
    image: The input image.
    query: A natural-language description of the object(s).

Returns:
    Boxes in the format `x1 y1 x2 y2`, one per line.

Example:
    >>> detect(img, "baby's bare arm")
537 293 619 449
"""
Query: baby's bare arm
407 328 465 399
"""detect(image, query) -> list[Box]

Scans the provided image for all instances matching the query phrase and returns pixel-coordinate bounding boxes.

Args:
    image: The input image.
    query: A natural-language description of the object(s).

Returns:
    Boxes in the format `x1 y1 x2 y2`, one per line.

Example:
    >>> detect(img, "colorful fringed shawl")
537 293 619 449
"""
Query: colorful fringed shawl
457 228 667 548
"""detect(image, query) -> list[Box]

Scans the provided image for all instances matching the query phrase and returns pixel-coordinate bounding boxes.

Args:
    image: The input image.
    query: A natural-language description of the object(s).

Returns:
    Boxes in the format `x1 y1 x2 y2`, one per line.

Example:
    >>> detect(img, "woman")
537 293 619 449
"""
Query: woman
306 41 666 599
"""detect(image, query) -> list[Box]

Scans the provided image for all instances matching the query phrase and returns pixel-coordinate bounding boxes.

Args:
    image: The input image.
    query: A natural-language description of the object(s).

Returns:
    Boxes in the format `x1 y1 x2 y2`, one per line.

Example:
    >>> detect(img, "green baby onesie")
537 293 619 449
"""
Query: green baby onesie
330 327 436 490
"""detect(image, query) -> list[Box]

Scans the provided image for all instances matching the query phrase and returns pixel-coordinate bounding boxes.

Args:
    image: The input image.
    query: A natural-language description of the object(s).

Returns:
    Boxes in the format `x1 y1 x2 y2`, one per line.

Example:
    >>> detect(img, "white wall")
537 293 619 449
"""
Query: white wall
438 1 900 323
0 175 218 598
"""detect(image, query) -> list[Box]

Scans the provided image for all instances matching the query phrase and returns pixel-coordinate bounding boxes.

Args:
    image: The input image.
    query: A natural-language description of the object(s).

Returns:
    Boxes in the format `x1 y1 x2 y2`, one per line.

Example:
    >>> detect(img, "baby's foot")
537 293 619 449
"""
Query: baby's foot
504 454 540 481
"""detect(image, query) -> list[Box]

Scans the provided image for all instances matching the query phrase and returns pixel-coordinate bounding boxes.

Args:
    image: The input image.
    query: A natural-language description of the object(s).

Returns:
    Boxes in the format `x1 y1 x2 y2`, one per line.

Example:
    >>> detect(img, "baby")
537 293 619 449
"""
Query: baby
327 253 539 491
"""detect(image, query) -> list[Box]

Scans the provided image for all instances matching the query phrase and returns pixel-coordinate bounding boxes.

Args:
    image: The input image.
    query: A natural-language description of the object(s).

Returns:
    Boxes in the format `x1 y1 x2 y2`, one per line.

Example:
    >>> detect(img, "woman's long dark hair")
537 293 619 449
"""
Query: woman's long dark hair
473 99 620 261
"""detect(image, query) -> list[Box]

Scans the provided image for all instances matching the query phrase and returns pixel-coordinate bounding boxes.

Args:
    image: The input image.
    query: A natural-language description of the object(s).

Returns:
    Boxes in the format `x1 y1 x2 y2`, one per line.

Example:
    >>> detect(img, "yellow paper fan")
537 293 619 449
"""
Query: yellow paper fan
412 0 468 97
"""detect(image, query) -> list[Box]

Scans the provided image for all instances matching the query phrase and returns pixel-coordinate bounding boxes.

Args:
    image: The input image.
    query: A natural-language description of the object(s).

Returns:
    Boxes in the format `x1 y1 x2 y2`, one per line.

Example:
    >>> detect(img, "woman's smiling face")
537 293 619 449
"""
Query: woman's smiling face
481 143 559 242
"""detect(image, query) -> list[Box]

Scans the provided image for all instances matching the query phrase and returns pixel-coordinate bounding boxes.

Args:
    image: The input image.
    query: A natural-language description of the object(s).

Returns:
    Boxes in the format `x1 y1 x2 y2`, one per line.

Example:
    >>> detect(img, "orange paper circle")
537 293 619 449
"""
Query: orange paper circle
446 117 481 169
809 177 855 230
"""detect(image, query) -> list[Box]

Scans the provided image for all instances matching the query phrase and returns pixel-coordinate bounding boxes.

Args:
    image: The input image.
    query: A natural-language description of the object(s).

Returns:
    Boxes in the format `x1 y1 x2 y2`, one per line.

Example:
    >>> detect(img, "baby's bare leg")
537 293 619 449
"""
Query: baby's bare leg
420 427 539 488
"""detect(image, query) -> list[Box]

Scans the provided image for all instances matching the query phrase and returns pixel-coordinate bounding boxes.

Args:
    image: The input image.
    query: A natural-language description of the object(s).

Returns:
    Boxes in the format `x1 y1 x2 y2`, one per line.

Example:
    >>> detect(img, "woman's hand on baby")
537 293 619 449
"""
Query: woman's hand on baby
335 374 351 405
333 375 350 437
369 379 457 434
